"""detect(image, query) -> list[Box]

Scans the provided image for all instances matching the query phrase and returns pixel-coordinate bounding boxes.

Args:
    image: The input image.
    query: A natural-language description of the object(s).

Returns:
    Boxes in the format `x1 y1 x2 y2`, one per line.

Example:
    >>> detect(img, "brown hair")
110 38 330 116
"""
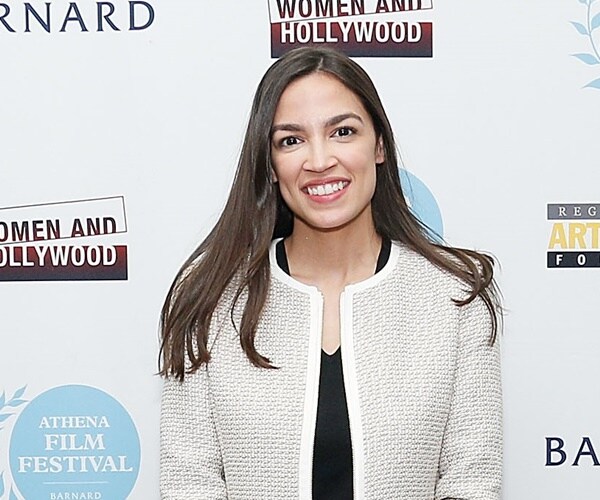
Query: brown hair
159 47 502 380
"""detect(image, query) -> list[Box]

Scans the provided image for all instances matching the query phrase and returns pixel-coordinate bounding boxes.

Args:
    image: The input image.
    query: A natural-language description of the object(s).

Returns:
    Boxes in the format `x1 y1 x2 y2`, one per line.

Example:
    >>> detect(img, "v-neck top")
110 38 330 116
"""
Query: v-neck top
275 238 391 499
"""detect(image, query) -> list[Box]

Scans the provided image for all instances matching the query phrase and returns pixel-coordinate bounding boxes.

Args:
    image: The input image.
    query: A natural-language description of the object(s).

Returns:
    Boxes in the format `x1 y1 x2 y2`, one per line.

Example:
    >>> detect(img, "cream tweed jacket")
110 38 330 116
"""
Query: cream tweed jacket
160 240 502 499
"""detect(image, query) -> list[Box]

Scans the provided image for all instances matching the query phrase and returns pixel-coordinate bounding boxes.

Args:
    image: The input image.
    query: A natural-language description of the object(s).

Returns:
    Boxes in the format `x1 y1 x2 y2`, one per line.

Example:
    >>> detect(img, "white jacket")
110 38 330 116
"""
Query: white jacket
160 241 502 499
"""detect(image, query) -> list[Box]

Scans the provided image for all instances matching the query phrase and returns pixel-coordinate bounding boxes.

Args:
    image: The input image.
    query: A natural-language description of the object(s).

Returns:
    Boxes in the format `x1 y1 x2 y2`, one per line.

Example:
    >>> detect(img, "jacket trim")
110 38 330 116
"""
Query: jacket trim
270 240 322 499
269 239 400 499
300 293 324 499
341 242 399 499
339 290 365 498
268 238 399 293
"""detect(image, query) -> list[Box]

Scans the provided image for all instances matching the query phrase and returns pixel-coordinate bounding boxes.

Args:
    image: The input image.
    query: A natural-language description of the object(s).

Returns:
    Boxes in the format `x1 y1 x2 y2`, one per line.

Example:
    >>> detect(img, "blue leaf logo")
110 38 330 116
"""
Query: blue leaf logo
571 0 600 89
0 387 28 500
584 77 600 88
572 52 600 64
0 386 28 432
11 387 26 401
572 21 590 35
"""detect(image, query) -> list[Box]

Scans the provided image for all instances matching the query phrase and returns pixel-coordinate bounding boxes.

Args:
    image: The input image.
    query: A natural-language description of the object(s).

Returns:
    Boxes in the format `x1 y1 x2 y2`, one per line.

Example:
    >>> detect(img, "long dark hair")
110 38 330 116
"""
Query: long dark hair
160 47 502 380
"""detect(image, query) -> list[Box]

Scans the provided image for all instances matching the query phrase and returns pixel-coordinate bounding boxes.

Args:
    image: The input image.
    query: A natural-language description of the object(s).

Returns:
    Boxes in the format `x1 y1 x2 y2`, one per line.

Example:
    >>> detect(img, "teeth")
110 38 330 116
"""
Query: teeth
307 181 346 196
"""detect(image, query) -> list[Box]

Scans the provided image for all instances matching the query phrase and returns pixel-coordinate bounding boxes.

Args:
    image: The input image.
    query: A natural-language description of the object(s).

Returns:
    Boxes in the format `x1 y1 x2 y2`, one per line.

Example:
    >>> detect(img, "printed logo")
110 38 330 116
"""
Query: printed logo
570 0 600 89
268 0 433 57
6 385 140 500
547 203 600 268
546 436 600 467
0 1 154 34
0 386 28 500
400 169 443 240
0 196 128 281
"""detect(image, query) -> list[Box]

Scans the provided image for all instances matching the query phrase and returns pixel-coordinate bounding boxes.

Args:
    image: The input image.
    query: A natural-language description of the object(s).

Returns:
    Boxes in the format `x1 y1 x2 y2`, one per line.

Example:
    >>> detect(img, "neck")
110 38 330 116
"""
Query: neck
285 210 382 288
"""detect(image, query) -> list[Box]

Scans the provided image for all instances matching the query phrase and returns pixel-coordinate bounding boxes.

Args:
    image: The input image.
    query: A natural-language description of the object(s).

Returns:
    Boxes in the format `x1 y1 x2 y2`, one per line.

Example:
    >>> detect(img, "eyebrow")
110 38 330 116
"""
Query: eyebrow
271 112 364 134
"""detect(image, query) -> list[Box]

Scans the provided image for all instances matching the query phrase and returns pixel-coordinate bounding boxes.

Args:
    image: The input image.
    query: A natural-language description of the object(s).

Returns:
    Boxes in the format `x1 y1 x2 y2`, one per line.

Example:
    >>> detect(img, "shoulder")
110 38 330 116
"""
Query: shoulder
392 242 497 345
390 241 470 299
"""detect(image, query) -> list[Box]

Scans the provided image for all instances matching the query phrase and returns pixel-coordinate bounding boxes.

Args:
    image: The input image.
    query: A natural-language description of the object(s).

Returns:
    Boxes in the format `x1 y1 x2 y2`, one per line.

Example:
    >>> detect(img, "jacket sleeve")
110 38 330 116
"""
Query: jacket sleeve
434 295 503 500
160 367 227 499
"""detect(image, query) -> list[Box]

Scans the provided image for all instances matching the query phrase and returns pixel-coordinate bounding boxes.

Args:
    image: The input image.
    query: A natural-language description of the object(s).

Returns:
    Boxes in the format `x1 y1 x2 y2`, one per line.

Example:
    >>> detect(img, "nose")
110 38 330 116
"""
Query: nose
304 139 336 172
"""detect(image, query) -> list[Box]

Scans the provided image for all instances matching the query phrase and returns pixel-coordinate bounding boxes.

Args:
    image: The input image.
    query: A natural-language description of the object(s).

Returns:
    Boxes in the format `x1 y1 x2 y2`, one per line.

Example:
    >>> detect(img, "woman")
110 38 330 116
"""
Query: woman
159 47 502 500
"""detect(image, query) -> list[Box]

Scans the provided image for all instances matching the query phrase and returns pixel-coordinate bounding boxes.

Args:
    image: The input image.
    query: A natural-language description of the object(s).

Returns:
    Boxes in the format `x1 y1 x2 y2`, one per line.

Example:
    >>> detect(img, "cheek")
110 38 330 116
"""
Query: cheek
278 183 298 210
271 161 295 202
364 168 377 198
341 149 378 175
276 183 300 218
349 151 378 195
271 155 297 188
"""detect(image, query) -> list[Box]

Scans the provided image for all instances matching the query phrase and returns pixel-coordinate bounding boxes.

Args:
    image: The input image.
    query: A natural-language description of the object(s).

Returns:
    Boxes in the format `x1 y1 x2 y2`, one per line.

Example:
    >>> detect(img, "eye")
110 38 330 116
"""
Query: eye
334 126 355 138
279 136 300 147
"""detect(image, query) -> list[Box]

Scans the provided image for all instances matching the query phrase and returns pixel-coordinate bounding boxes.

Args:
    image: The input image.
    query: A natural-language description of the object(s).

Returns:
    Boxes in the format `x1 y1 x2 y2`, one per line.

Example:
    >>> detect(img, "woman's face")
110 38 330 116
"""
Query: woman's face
270 72 384 234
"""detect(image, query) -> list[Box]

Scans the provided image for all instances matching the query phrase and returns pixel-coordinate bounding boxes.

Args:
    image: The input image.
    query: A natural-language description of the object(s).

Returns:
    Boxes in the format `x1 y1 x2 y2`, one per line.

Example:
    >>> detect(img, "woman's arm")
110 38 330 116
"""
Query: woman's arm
160 367 227 499
434 295 503 500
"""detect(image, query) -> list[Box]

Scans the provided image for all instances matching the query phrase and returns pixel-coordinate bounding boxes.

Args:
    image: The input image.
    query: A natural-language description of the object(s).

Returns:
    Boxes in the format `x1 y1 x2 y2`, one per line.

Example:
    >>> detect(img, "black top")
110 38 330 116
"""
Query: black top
275 238 391 500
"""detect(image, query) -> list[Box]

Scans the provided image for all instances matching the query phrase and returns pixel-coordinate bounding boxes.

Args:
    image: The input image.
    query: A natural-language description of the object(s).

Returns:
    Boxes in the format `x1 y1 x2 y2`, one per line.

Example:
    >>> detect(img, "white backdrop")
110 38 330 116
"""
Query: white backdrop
1 0 600 498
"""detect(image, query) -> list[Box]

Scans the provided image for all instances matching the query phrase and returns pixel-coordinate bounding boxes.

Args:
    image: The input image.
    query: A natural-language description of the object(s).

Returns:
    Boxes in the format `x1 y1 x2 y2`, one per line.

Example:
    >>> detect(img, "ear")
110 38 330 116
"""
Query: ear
375 136 385 165
271 168 278 183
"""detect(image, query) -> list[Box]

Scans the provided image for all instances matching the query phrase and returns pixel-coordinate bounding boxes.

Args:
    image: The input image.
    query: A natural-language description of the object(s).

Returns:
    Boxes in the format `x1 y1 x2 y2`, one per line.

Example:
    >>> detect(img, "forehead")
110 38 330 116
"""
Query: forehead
273 72 370 123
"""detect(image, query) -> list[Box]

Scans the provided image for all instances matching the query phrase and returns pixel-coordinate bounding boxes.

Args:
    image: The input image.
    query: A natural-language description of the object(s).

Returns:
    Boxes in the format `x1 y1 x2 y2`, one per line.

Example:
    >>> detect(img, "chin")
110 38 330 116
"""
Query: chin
301 215 360 233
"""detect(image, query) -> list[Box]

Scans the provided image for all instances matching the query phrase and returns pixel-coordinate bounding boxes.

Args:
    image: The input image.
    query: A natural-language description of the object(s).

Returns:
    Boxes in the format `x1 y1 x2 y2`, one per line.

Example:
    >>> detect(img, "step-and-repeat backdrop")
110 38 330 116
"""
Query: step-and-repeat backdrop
1 1 599 498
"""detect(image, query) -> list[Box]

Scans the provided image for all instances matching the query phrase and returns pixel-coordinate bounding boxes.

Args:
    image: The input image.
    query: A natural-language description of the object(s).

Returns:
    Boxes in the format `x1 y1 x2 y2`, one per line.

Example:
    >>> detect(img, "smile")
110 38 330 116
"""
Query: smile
304 181 349 196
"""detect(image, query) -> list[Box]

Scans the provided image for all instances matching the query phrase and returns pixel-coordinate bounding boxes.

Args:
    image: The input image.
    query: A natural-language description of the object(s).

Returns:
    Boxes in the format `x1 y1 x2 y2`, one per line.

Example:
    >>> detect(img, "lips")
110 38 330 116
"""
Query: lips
302 177 350 197
304 180 349 196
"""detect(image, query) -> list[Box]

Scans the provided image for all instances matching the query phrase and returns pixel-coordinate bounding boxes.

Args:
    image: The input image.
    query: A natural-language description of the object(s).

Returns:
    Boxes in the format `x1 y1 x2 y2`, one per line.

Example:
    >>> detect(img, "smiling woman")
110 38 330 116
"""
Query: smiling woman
271 73 383 235
159 47 503 500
